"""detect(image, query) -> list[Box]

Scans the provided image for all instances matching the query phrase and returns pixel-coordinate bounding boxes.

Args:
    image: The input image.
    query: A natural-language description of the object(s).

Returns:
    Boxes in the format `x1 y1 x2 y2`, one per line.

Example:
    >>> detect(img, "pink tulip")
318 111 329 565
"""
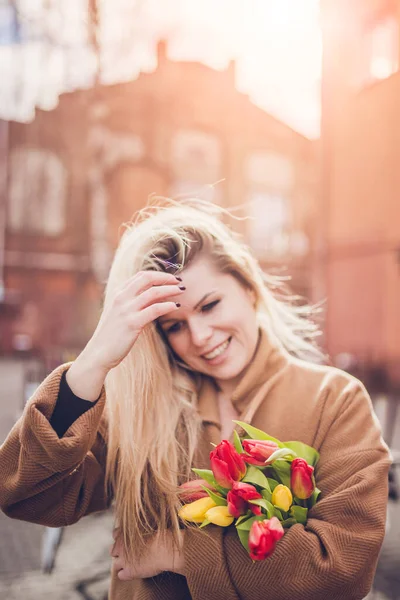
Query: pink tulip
178 479 216 503
210 440 246 489
248 517 284 561
227 481 263 518
242 439 280 466
290 458 315 500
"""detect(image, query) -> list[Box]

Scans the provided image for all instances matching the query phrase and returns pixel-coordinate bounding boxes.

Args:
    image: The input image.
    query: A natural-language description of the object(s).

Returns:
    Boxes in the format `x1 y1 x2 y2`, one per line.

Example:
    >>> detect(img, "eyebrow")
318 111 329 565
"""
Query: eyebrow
159 290 217 326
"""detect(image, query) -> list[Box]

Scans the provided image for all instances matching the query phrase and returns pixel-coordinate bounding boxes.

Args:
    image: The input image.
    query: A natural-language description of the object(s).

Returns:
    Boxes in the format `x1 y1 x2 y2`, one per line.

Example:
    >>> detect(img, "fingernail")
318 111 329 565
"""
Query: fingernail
178 286 186 290
175 303 181 307
175 276 182 281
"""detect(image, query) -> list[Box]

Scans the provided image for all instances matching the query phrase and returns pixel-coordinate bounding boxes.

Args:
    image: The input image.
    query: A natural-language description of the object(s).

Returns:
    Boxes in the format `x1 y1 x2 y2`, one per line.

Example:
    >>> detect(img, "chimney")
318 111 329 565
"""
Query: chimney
157 39 168 67
226 59 236 87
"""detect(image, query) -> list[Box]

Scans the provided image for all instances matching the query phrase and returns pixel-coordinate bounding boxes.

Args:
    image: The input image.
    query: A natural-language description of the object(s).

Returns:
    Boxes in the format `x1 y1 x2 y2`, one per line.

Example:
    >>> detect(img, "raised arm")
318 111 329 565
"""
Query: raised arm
0 270 186 528
183 380 392 600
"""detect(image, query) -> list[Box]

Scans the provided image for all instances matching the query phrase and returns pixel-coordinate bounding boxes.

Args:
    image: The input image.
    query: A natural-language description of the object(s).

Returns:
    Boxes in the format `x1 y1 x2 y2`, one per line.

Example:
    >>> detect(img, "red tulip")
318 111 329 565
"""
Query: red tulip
290 458 315 499
178 479 216 503
248 517 285 561
242 439 280 466
210 440 246 489
227 481 263 518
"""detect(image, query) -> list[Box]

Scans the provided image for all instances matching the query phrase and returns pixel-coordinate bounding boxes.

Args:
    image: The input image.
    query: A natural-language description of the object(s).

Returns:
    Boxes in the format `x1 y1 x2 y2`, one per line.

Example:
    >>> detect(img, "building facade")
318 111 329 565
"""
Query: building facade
320 0 400 384
1 41 319 358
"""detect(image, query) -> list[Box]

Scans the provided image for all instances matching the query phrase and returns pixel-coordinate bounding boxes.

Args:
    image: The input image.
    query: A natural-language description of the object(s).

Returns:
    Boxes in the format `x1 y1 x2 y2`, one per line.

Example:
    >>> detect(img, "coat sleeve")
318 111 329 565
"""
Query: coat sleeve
183 378 392 600
0 363 110 527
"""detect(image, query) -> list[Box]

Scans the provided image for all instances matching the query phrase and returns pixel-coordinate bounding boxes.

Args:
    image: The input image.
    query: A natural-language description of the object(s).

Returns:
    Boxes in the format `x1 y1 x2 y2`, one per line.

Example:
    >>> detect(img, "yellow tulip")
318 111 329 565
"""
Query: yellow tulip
271 484 293 512
205 505 235 527
178 496 217 523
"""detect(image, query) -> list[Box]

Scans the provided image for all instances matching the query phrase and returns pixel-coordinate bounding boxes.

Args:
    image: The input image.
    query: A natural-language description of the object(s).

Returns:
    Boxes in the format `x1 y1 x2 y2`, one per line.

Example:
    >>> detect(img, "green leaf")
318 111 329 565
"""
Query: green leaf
271 460 292 488
233 430 244 453
273 506 284 520
274 507 288 520
242 465 271 491
250 498 274 519
191 469 217 487
282 518 297 529
202 486 227 506
290 505 308 525
235 512 253 527
248 498 268 511
233 421 283 447
261 488 272 503
264 448 297 463
236 527 250 552
199 519 210 529
236 514 266 531
283 441 320 467
267 478 279 492
307 486 321 508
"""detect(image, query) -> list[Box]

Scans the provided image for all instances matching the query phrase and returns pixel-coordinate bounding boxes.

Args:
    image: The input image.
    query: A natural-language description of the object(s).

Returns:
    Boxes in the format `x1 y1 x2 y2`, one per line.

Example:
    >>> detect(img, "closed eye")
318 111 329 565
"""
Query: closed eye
165 299 220 334
166 321 183 334
201 300 220 312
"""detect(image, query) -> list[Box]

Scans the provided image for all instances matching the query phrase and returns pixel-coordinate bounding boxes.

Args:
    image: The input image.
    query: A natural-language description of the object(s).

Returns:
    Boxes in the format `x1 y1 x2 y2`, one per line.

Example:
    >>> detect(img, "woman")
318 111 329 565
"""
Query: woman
0 199 391 600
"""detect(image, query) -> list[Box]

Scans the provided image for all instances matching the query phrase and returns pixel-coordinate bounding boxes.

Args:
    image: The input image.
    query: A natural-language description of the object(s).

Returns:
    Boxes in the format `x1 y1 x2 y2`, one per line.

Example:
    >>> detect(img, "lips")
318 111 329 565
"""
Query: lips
202 337 231 360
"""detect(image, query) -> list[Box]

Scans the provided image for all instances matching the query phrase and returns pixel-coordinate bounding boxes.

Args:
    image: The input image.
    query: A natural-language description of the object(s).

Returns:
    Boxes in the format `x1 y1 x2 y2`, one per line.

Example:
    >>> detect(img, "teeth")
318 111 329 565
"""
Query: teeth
204 339 230 360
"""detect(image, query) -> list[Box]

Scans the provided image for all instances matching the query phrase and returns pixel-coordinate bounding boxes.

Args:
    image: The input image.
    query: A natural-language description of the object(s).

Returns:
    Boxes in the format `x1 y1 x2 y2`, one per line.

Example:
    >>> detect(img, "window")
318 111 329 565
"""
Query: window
8 147 67 235
359 15 399 85
171 129 221 184
248 192 290 258
245 151 294 258
246 152 294 192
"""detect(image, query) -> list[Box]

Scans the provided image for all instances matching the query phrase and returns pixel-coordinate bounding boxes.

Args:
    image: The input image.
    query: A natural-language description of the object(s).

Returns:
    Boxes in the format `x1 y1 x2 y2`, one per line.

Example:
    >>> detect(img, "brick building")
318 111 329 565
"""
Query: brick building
0 41 319 357
320 0 400 384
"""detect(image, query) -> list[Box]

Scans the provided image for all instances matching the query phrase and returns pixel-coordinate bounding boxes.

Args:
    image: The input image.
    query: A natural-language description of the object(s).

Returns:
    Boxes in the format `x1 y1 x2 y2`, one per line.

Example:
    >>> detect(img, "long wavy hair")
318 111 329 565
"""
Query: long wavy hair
104 197 324 561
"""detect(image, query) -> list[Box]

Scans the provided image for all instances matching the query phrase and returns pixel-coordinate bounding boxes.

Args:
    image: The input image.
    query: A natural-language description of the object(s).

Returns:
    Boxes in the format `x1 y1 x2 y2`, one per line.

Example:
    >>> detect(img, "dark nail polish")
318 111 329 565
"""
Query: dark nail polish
179 286 186 290
175 303 181 307
175 276 182 282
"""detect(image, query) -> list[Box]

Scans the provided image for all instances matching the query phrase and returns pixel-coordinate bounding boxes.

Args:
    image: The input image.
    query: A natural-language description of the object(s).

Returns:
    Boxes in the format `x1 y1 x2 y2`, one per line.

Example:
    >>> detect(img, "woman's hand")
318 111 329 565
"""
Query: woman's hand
110 528 185 581
66 271 184 400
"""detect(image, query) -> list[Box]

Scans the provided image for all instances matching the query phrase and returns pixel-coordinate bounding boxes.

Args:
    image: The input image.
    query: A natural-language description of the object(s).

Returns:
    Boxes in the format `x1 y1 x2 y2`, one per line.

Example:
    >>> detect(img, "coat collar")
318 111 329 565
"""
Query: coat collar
196 327 290 429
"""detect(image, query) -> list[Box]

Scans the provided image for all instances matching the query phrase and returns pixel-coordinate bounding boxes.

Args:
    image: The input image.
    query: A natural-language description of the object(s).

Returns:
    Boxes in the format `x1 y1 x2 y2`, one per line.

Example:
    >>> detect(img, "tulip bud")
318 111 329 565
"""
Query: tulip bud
242 439 280 466
227 481 263 518
248 517 284 561
210 440 246 488
178 479 216 503
291 458 315 500
205 505 235 527
178 496 217 523
271 484 293 512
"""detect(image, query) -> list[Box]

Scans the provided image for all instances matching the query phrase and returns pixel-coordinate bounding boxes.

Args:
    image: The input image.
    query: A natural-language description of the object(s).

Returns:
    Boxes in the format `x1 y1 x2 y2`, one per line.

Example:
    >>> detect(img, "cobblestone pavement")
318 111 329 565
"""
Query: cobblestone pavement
0 361 399 599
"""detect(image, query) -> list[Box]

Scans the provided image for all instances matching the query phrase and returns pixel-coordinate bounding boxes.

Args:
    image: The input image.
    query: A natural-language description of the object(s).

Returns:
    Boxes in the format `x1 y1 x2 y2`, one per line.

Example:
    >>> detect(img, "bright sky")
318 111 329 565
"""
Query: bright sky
101 0 322 138
0 0 322 138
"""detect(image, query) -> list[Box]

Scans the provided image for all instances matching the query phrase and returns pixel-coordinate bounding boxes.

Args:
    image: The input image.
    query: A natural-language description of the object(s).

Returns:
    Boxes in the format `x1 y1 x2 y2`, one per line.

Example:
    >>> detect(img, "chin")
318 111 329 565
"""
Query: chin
212 358 248 380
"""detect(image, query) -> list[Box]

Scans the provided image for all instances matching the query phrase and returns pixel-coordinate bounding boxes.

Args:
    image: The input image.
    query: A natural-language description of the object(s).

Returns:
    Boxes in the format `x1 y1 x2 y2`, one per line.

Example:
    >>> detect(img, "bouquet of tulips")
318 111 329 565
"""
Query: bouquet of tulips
178 421 321 561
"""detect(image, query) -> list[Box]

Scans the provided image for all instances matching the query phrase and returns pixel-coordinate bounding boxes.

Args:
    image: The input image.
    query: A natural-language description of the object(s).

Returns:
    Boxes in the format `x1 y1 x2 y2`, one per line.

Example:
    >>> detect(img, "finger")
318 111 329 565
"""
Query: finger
122 271 183 296
134 302 180 330
134 284 185 311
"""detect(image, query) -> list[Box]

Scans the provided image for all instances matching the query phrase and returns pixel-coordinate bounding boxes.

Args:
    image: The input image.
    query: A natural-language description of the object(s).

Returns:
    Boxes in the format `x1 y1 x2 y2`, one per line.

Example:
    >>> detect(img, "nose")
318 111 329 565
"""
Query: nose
188 319 213 348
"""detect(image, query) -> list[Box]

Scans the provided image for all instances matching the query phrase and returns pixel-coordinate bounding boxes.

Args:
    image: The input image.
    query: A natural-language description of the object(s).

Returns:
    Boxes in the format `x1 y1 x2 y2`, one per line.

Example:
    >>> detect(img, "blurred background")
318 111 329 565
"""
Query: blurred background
0 0 399 598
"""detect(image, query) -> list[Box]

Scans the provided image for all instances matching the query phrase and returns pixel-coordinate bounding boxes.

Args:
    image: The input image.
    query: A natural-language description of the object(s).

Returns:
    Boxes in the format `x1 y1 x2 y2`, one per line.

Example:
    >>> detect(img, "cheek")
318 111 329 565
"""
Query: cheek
167 333 189 358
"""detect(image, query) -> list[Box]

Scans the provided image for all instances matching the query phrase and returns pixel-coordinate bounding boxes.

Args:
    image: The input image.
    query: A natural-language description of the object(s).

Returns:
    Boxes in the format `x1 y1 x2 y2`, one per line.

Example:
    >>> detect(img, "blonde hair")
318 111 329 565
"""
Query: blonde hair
104 197 323 561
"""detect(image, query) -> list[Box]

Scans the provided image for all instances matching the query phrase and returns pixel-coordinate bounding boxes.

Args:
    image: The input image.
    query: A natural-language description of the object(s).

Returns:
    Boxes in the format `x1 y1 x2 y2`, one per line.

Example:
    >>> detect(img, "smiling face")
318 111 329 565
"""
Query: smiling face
158 255 259 393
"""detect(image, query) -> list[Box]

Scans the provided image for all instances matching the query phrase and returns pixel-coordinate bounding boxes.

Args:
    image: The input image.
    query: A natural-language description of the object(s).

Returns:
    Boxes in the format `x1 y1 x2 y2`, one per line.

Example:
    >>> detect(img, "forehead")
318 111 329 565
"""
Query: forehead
179 255 220 282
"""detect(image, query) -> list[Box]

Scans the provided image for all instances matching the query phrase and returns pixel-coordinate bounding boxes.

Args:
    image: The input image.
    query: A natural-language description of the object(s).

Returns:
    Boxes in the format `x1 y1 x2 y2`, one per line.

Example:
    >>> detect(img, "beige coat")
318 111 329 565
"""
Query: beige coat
0 330 392 599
